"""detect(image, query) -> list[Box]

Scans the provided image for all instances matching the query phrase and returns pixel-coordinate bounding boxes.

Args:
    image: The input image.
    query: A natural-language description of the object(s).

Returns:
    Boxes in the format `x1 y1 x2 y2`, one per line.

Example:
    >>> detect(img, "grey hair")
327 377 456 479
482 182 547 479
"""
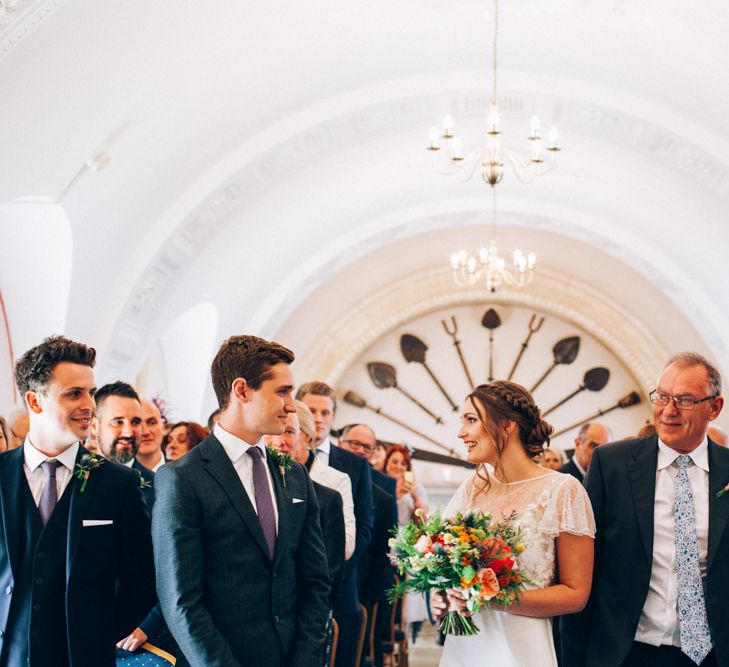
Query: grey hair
664 352 721 397
577 421 613 443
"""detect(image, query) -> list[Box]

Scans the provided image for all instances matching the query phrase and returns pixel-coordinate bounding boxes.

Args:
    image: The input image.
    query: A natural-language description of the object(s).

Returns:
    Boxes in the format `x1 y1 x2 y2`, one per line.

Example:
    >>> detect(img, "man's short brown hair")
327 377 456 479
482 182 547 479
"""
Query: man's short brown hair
211 335 295 409
295 381 337 412
15 335 96 396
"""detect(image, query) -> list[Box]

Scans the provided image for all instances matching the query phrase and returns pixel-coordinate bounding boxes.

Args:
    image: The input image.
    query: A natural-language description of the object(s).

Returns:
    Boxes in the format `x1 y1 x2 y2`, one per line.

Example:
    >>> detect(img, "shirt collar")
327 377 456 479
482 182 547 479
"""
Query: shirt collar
657 435 710 472
572 456 587 477
214 423 266 462
317 438 332 455
24 439 80 474
123 458 135 468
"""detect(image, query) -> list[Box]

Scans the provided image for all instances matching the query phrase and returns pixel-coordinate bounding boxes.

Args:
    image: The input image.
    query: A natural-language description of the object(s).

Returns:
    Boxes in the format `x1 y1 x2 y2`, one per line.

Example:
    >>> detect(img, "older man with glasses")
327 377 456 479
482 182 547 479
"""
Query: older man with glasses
563 352 728 667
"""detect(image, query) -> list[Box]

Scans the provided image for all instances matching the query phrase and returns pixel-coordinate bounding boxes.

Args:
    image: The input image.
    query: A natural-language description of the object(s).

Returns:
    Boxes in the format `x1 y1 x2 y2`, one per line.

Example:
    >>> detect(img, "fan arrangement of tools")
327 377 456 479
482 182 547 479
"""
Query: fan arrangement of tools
343 308 642 466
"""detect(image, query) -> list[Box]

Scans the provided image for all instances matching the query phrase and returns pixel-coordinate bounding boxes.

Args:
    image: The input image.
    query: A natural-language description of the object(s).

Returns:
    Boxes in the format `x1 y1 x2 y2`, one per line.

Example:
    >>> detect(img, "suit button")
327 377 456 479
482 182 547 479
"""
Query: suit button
36 552 45 560
273 615 280 624
4 586 11 595
32 604 40 612
35 578 43 585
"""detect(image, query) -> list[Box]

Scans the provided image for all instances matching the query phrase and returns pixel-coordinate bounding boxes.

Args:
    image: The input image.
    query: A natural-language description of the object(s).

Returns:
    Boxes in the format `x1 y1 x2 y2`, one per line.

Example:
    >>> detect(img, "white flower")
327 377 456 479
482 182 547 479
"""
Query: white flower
414 534 433 553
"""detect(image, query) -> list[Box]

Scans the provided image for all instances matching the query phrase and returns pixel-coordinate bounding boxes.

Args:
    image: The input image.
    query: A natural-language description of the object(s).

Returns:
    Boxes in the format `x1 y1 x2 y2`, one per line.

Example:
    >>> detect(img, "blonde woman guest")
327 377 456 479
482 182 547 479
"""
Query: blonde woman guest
542 447 566 471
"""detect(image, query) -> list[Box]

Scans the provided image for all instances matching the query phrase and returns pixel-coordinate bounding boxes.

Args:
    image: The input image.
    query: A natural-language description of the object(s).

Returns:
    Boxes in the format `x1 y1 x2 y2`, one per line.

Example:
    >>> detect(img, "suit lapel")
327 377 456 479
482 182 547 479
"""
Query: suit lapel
627 436 658 565
267 453 289 569
707 440 729 571
0 448 26 579
66 446 101 582
201 436 272 562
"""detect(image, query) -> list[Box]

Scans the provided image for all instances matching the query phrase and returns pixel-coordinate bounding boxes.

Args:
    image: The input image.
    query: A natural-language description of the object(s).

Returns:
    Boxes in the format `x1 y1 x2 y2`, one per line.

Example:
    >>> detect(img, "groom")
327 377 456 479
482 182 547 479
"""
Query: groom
153 335 330 667
562 352 729 666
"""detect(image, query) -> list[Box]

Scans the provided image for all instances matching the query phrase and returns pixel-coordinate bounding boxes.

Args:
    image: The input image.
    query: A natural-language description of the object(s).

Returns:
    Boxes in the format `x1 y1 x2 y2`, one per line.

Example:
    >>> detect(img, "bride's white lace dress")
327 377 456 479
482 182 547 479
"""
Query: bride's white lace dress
439 471 595 667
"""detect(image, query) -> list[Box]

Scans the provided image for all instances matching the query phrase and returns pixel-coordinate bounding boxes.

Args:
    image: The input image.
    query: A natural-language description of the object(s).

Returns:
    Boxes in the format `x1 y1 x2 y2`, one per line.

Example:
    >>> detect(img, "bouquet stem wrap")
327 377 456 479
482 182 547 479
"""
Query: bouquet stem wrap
439 597 479 636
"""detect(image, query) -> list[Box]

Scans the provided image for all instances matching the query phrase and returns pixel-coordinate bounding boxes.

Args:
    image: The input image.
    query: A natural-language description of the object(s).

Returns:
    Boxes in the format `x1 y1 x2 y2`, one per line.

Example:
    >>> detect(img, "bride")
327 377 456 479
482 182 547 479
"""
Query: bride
433 381 595 667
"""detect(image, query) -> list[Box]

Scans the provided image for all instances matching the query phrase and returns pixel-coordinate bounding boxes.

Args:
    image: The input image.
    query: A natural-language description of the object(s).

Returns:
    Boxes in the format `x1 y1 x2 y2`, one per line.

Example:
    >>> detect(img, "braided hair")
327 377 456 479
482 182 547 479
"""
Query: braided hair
467 381 553 493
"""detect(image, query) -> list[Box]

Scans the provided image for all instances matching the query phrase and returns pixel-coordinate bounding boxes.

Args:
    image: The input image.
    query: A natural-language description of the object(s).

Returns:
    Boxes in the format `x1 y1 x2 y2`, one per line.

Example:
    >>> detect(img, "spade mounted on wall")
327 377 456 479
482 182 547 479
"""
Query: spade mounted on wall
367 362 444 425
507 314 545 381
542 367 611 416
400 333 459 412
441 316 475 391
552 391 642 437
343 390 459 456
531 336 581 392
481 308 501 382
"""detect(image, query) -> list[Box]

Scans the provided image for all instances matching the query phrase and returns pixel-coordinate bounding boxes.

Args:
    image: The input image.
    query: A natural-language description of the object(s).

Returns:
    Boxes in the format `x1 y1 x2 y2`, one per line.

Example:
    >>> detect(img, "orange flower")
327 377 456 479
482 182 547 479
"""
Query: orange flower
475 567 499 600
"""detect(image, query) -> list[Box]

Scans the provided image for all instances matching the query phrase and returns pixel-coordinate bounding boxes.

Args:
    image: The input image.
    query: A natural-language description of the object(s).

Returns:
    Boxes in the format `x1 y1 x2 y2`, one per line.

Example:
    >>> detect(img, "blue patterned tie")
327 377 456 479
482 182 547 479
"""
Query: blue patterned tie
674 454 712 664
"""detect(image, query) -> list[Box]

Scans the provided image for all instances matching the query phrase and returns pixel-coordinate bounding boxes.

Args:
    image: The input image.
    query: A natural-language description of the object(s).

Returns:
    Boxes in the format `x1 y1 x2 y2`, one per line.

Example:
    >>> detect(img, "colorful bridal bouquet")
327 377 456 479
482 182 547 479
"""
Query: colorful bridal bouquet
389 509 529 635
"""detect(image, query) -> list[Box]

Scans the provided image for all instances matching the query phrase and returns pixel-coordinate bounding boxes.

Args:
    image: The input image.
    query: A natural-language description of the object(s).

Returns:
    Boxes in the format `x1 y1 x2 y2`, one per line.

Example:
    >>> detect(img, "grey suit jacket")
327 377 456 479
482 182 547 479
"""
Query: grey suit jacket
152 434 330 667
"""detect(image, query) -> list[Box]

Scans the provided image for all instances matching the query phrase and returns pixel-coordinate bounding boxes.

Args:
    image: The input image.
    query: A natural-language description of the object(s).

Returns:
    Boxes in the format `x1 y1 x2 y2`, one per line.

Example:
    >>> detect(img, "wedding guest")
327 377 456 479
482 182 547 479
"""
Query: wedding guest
7 403 29 449
0 335 155 667
297 381 374 667
153 335 330 666
164 421 208 461
708 425 728 447
371 440 388 471
92 382 155 509
384 444 429 525
541 447 566 471
340 423 397 497
562 352 728 666
560 422 612 484
137 399 166 472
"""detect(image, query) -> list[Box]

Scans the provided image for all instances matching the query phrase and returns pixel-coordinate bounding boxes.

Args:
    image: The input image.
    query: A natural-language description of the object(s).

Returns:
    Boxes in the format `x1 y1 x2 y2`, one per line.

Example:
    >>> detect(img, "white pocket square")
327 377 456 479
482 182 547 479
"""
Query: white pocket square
292 498 304 504
82 519 113 527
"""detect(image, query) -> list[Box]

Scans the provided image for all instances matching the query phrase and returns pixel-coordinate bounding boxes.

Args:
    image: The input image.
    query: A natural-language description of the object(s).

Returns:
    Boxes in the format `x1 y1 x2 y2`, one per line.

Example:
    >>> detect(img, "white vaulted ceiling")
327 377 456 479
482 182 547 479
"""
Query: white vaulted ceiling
1 0 728 426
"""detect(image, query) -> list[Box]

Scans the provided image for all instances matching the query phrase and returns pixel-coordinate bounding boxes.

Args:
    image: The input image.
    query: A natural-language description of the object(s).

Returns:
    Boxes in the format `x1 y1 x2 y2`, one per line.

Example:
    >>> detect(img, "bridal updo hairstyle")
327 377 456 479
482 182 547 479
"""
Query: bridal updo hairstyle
468 380 553 490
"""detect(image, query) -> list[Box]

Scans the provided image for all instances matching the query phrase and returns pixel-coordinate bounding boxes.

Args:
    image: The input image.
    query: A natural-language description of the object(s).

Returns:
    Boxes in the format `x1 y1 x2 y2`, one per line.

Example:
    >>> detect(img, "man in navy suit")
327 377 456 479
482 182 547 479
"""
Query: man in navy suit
0 336 155 667
562 352 729 666
559 421 611 484
154 336 330 666
297 382 374 667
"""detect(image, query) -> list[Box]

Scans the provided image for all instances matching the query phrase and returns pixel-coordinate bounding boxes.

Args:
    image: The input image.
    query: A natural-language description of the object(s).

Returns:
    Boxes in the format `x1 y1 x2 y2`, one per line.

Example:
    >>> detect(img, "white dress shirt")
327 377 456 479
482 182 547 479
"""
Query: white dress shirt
636 437 709 647
310 457 356 560
214 424 279 531
572 456 587 479
23 439 79 506
314 438 332 467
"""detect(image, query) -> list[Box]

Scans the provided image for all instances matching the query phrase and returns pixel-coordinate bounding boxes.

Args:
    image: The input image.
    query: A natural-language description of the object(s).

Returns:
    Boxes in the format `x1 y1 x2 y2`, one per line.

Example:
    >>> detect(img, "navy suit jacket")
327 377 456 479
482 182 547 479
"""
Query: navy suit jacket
559 458 584 484
153 435 330 667
312 481 345 608
0 445 156 667
371 466 397 497
327 444 374 615
561 435 729 666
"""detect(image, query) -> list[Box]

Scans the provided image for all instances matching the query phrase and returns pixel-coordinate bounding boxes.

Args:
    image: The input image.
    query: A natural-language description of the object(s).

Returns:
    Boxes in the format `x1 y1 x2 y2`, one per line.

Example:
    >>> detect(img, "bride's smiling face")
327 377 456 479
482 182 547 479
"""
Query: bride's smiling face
458 398 496 465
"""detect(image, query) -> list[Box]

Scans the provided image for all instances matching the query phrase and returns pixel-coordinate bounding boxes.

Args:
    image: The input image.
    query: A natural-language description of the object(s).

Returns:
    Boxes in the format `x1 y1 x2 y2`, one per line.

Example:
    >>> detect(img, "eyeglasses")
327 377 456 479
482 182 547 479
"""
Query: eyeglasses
341 439 376 453
649 390 718 411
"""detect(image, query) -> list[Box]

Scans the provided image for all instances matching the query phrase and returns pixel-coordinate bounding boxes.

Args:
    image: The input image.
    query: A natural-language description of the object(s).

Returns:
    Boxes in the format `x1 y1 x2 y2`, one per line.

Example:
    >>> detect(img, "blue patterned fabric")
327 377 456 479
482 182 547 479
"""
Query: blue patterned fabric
674 454 713 665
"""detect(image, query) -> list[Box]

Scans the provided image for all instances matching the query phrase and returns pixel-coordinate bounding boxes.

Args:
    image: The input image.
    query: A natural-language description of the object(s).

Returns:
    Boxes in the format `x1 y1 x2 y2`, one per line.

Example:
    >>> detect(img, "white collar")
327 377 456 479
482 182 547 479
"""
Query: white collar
123 458 135 468
316 438 333 455
214 423 266 462
572 456 587 477
24 439 79 474
657 435 709 472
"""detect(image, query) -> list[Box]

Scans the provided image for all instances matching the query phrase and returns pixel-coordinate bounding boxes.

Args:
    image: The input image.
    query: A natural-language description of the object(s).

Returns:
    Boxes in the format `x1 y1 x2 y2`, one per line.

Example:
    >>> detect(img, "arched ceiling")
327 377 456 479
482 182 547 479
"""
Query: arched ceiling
1 0 728 419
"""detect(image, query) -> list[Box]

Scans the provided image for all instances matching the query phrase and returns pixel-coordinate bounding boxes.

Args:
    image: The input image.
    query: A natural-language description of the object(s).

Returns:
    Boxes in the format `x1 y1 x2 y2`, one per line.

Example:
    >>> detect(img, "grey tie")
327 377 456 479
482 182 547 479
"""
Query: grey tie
246 447 277 558
39 460 61 524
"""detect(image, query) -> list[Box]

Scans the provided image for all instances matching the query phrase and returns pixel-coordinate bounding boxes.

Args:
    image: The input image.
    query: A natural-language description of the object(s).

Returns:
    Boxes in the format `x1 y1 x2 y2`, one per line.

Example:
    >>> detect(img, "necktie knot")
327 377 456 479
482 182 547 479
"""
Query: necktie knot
675 454 693 470
246 446 263 460
41 459 61 478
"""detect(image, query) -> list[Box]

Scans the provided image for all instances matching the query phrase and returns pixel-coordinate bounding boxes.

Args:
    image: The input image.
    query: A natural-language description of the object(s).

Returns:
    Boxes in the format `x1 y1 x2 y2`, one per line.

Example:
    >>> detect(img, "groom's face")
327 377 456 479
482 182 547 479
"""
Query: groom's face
247 362 297 436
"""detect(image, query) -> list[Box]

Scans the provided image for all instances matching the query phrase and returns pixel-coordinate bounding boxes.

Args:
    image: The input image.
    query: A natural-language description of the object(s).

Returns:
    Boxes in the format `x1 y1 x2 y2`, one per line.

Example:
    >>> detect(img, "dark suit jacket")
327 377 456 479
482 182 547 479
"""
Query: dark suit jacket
371 466 397 497
327 444 374 615
313 481 345 608
561 435 729 666
0 445 156 666
559 458 584 483
153 435 331 667
358 484 398 607
132 458 156 510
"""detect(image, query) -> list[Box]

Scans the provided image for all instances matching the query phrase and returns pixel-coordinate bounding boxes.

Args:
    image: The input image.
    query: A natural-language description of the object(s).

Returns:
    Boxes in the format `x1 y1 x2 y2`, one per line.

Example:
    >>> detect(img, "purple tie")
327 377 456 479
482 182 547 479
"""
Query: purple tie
246 447 277 558
39 460 60 524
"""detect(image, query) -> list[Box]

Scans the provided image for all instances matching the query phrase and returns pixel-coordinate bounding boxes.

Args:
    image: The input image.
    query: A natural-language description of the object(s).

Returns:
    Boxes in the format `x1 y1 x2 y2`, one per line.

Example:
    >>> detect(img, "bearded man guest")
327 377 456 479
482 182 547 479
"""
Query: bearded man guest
153 335 330 667
562 352 729 667
0 336 155 667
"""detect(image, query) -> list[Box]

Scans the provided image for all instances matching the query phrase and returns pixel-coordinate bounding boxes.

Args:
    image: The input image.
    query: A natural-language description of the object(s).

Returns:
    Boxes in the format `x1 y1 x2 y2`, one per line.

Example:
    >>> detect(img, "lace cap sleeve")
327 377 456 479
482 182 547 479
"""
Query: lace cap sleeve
539 473 596 538
443 477 474 517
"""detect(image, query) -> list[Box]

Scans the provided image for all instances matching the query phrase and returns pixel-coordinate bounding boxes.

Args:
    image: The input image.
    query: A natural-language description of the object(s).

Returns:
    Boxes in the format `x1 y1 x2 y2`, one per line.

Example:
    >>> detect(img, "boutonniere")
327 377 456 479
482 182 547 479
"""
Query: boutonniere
73 453 104 492
140 477 153 490
716 483 729 498
266 447 293 487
